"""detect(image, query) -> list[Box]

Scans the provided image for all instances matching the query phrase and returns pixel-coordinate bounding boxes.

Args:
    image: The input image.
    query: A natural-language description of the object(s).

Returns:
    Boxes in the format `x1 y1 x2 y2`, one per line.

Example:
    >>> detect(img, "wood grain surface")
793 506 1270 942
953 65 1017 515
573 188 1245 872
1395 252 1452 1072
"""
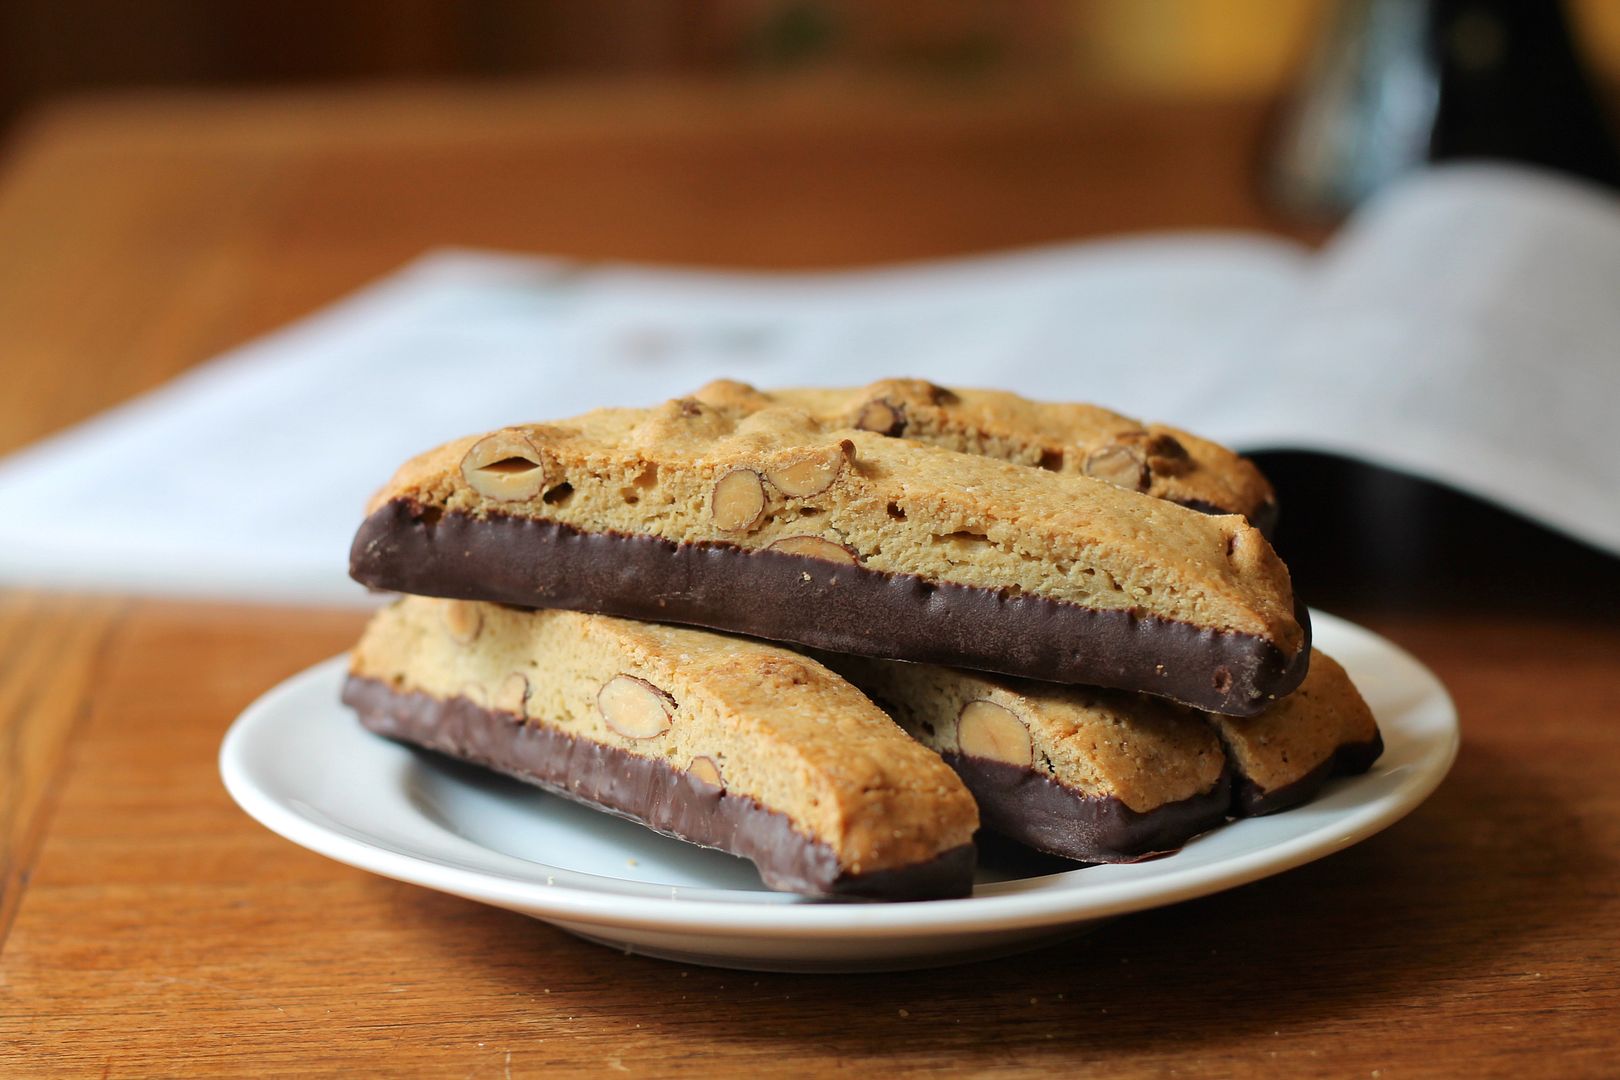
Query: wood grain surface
1 81 1616 1078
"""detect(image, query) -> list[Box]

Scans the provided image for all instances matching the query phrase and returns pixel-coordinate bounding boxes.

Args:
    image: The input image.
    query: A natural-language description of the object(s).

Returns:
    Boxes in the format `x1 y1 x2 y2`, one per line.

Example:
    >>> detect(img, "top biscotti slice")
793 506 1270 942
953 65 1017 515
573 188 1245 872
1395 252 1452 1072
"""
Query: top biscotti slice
344 598 978 899
693 378 1278 534
350 398 1310 714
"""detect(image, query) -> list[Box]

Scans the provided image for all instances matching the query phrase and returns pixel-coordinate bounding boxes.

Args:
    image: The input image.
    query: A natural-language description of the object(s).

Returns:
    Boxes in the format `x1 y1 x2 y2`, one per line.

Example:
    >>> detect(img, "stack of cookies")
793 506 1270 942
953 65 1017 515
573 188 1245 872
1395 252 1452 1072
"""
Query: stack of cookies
343 379 1382 901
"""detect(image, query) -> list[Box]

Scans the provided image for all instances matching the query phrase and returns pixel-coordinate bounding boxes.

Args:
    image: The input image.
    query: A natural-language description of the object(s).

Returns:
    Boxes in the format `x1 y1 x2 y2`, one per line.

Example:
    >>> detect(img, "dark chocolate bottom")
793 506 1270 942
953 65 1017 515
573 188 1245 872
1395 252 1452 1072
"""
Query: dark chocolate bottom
1229 729 1386 817
945 755 1233 863
349 501 1310 716
342 676 974 900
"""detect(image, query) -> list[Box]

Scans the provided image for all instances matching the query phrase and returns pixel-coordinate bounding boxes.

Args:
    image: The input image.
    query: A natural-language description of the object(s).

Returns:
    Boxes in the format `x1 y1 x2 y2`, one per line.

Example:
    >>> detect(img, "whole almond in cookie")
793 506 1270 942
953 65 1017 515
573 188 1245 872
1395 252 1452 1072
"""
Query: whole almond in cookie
460 429 548 502
765 442 852 497
442 599 483 645
766 535 859 564
710 467 767 532
597 675 676 740
687 755 724 789
1083 443 1150 492
956 700 1032 767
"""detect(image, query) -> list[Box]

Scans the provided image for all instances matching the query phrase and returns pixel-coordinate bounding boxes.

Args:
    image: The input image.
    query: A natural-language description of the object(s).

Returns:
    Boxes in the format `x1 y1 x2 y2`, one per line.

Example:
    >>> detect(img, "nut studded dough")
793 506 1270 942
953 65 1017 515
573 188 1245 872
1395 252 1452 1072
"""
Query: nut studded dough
348 598 978 882
828 648 1379 851
821 652 1229 861
357 399 1305 688
825 653 1226 811
692 378 1277 530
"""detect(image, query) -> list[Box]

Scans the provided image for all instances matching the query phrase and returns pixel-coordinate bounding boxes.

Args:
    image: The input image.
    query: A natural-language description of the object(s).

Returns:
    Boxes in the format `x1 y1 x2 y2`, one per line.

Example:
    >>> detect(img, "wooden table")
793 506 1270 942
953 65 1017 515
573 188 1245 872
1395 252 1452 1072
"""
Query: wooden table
3 82 1617 1078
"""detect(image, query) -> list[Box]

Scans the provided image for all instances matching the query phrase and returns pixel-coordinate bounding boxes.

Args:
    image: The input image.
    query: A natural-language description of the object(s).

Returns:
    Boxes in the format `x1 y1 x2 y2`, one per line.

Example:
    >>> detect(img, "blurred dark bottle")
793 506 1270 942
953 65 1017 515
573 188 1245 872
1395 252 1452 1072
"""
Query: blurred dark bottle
1268 0 1620 217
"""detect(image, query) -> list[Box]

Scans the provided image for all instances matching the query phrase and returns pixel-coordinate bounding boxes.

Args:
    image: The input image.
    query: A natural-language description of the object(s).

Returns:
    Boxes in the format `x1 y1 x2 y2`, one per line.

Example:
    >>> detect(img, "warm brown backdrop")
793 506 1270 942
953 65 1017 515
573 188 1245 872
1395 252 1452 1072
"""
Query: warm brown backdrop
10 0 1620 127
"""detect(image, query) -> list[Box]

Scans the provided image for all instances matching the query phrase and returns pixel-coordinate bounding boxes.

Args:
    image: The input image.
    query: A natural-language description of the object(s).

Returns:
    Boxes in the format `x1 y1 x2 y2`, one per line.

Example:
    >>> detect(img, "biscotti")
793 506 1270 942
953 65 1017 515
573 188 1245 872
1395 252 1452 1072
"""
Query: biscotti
350 398 1310 714
823 649 1380 860
692 378 1278 533
819 654 1231 862
343 598 979 899
1211 651 1383 816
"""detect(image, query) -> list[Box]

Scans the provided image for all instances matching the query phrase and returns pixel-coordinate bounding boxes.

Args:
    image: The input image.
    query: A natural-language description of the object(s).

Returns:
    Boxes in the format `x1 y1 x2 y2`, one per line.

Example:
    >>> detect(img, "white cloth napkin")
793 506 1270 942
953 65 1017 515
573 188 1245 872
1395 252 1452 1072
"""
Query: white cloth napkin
1 163 1615 604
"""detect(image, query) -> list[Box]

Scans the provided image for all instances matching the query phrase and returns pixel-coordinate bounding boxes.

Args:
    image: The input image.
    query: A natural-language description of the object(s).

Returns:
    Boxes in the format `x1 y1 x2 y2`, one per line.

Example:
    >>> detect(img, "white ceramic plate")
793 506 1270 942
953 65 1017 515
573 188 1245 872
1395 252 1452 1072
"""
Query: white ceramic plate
220 610 1457 972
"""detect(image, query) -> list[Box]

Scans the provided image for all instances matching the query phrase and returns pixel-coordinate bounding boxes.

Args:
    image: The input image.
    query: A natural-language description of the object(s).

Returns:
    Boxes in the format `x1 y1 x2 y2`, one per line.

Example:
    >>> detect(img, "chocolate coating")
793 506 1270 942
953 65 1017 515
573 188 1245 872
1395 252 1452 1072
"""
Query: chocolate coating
341 676 975 900
1229 729 1386 817
947 755 1233 863
350 501 1310 715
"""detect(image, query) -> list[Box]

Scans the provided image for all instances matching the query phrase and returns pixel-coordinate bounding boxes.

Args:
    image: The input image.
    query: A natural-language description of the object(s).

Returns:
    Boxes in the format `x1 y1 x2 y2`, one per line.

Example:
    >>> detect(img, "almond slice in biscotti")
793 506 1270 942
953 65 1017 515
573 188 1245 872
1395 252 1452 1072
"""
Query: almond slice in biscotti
691 378 1278 536
348 397 1309 714
342 597 978 900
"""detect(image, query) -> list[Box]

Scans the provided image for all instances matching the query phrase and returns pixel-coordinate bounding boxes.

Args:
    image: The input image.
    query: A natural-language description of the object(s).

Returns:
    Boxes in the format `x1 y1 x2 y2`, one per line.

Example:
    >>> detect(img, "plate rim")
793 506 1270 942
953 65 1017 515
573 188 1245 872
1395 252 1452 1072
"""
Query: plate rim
220 609 1459 939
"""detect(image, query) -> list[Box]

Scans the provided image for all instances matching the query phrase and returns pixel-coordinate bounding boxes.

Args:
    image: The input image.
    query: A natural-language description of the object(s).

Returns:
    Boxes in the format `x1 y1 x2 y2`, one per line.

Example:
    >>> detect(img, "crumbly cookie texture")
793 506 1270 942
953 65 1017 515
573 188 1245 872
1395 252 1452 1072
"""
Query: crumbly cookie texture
348 598 978 877
821 654 1225 816
1210 650 1381 802
365 397 1302 650
692 378 1277 530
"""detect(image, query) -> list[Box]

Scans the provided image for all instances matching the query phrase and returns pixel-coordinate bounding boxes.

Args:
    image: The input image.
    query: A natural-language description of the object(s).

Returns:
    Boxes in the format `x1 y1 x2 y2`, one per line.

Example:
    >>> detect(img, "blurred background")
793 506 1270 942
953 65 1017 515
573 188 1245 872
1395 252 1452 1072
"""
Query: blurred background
8 0 1620 223
4 0 1620 128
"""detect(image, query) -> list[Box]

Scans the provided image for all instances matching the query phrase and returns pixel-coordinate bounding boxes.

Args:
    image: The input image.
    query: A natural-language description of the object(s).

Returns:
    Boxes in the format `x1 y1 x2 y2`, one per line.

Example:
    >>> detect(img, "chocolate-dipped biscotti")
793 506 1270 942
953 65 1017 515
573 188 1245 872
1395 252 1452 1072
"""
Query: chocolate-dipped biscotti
822 649 1381 861
350 399 1310 714
344 598 979 899
819 654 1231 863
1211 651 1384 816
692 378 1278 534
